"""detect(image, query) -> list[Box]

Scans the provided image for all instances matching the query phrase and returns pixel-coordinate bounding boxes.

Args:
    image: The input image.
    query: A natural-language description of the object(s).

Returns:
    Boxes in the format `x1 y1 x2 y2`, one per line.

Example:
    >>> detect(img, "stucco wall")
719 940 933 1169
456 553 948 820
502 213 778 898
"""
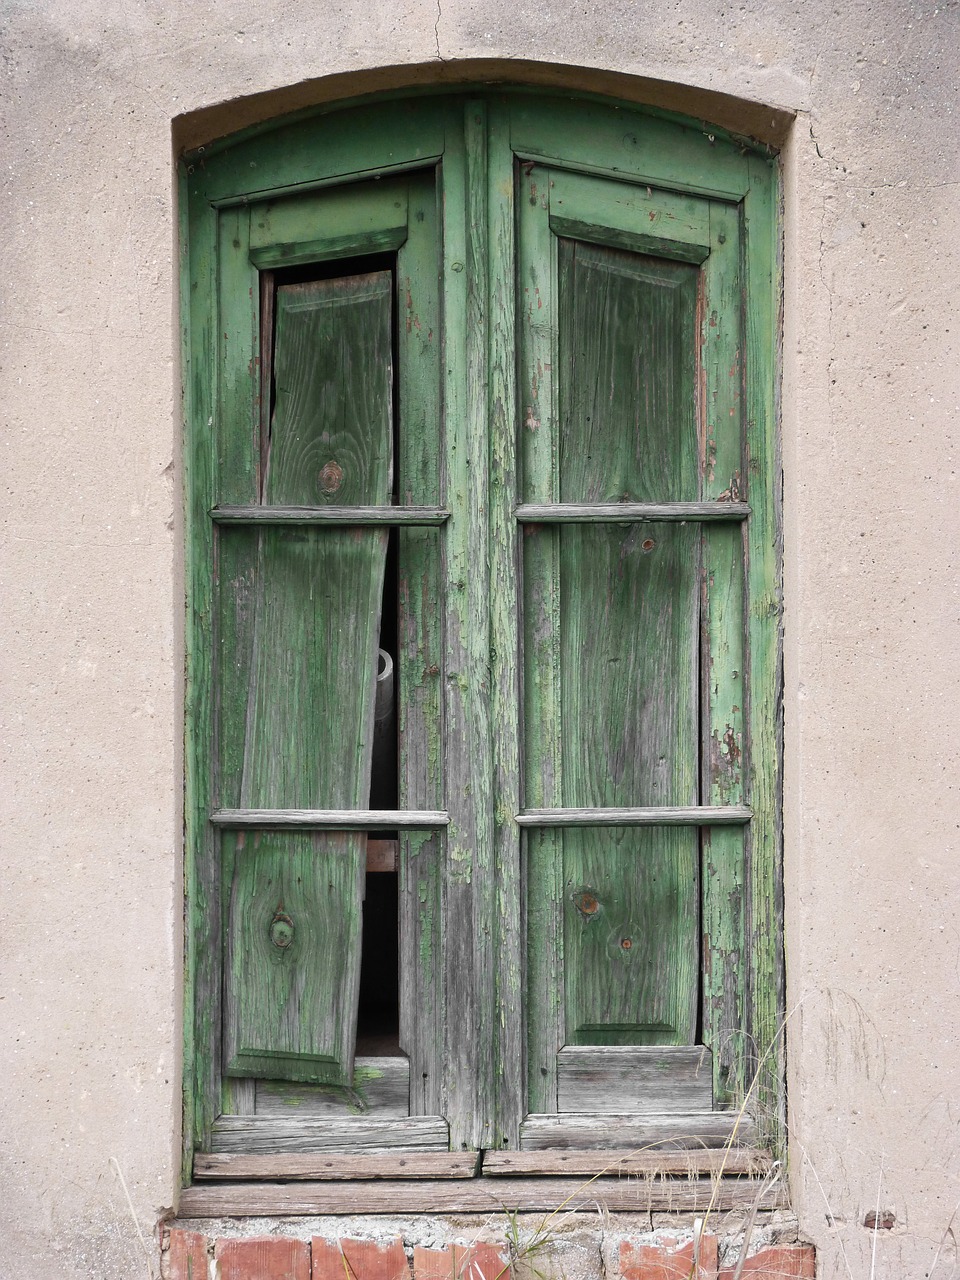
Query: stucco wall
1 3 958 1276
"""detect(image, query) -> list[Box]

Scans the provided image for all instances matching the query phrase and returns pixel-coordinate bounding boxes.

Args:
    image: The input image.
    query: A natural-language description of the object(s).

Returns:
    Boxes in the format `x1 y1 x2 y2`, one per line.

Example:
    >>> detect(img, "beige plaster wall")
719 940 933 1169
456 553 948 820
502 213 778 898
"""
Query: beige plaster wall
1 2 957 1276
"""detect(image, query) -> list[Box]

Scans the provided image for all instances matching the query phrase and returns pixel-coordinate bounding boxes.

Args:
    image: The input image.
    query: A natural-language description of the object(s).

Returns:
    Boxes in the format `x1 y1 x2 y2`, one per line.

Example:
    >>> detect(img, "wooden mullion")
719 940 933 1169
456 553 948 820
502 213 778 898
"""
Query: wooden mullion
516 502 749 522
437 99 494 1150
487 102 524 1151
212 505 450 525
518 160 564 1120
700 200 749 1109
181 179 220 1177
396 170 445 1120
744 154 784 1147
517 807 751 827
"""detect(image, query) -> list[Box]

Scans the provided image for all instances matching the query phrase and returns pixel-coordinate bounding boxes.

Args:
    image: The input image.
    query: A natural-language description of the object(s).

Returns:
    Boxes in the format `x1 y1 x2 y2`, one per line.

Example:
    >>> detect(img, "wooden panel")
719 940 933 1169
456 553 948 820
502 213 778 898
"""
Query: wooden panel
557 1046 713 1113
557 238 700 504
209 1115 449 1154
255 1057 409 1118
248 179 409 268
520 1110 753 1150
213 505 449 525
482 1147 771 1176
547 168 712 262
178 1175 785 1216
562 827 699 1046
194 1151 480 1180
223 830 364 1084
212 809 448 829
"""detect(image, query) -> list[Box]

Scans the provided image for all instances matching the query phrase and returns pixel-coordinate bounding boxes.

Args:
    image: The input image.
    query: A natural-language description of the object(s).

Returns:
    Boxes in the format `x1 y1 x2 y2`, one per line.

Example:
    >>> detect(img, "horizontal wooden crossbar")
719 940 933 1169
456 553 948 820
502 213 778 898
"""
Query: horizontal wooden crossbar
515 502 750 522
211 809 449 829
212 505 450 525
516 806 752 827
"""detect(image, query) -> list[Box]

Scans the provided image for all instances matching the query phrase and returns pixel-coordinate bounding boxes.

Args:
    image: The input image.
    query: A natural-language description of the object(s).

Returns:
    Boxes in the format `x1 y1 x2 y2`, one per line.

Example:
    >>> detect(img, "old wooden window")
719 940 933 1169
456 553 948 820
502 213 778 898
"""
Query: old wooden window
181 91 781 1197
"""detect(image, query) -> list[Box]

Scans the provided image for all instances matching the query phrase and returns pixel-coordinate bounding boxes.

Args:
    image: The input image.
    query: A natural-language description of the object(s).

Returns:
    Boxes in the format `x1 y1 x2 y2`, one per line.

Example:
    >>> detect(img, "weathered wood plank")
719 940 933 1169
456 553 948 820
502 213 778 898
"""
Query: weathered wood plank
517 807 751 826
557 1046 713 1113
481 1147 772 1177
212 809 448 829
212 506 449 525
255 1057 409 1118
744 154 785 1147
700 200 748 1111
194 1151 481 1181
435 99 494 1150
395 173 445 1122
515 502 749 522
487 100 524 1150
209 1115 449 1154
520 1111 754 1150
178 1174 785 1217
518 161 564 1120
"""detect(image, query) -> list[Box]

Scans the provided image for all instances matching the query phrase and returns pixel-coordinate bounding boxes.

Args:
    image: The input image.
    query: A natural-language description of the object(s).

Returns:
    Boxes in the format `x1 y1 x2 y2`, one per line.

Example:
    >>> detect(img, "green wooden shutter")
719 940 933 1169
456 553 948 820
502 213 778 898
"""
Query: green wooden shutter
222 271 393 1085
520 164 747 1138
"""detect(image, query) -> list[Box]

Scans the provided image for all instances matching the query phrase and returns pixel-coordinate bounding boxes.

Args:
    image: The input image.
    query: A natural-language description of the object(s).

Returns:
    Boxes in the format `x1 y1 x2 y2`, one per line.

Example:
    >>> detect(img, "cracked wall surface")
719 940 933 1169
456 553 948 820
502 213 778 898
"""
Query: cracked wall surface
1 2 959 1278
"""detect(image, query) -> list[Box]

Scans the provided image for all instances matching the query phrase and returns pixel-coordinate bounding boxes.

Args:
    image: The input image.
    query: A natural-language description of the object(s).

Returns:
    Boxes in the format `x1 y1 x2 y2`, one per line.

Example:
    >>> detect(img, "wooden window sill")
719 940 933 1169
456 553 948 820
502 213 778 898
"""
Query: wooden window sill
182 1149 784 1217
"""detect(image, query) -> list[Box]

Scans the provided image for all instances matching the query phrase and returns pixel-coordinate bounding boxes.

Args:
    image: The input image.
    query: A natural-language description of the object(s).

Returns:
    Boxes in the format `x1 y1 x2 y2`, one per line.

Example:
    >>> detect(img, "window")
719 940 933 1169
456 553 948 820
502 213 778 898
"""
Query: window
181 91 781 1190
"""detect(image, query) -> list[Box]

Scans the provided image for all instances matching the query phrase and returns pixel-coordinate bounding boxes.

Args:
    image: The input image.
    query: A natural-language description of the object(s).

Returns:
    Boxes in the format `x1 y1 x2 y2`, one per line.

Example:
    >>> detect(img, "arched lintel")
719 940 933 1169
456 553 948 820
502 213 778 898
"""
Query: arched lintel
173 57 794 159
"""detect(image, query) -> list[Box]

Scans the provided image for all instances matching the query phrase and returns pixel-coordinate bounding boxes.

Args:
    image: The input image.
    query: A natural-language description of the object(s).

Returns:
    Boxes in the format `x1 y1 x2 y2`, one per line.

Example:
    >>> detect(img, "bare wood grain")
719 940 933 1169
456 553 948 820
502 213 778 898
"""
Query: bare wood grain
255 1056 409 1118
481 1147 772 1177
194 1151 479 1181
519 1111 754 1150
557 1046 713 1113
209 1115 449 1154
178 1175 786 1216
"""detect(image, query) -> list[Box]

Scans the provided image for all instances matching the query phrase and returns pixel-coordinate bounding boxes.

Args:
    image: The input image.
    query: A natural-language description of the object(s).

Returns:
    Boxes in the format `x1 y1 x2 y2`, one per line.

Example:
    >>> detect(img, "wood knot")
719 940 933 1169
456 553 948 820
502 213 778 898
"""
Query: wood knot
318 460 344 494
269 910 295 949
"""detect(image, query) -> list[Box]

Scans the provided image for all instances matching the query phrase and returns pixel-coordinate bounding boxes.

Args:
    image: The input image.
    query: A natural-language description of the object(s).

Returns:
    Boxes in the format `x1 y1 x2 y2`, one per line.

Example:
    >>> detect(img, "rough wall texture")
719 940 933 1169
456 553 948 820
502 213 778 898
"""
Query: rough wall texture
1 2 958 1278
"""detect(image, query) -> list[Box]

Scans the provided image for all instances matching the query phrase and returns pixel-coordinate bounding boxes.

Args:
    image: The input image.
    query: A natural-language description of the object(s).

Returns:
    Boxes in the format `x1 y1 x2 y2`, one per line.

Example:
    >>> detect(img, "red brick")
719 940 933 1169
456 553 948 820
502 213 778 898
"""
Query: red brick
313 1237 411 1280
413 1244 510 1280
621 1235 718 1280
413 1245 454 1280
215 1236 311 1280
166 1229 208 1280
719 1244 815 1279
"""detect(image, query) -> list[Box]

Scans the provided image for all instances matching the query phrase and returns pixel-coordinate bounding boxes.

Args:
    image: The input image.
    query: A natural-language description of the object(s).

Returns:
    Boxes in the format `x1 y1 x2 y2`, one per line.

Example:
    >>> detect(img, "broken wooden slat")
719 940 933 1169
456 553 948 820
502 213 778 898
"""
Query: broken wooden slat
212 505 450 525
178 1174 786 1216
557 1046 713 1113
213 809 449 829
519 1111 754 1150
481 1147 772 1177
515 502 749 522
516 807 751 826
209 1115 449 1154
194 1151 480 1181
255 1056 409 1118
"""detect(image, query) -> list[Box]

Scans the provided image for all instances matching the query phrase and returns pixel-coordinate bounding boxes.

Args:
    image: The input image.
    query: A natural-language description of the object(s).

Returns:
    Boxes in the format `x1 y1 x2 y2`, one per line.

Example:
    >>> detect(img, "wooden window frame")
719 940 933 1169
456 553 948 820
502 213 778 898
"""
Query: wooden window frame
180 88 783 1213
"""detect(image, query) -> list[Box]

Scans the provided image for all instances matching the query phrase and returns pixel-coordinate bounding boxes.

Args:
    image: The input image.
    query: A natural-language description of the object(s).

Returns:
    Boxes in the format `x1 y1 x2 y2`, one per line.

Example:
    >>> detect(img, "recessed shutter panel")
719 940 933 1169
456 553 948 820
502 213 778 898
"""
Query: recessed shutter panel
223 272 393 1085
